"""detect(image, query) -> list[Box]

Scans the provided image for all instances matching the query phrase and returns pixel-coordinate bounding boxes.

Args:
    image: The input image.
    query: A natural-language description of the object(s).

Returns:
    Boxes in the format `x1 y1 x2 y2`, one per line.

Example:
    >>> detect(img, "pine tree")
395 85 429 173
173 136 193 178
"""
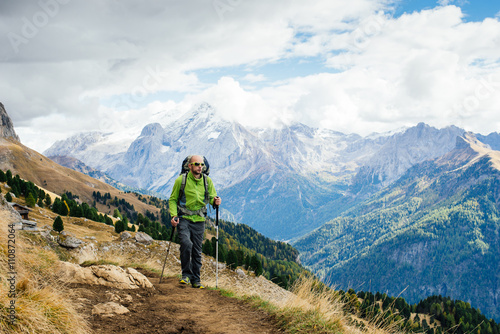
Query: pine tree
73 205 83 217
113 208 122 219
244 254 251 269
114 220 125 234
6 170 12 183
236 249 245 267
104 216 113 226
44 194 52 208
122 216 129 230
226 250 238 270
5 192 12 202
60 200 69 216
202 239 213 256
26 192 36 208
11 183 21 197
53 216 64 233
250 255 263 276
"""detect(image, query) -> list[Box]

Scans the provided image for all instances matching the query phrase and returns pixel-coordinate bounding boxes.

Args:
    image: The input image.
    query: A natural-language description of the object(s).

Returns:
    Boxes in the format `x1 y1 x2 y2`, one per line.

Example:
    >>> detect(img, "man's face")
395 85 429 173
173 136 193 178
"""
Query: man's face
188 156 204 177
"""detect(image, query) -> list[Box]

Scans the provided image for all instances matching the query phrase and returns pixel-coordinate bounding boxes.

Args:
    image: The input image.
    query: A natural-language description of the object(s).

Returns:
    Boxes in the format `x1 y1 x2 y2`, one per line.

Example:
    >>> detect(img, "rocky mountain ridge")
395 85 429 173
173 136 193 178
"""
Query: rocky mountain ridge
0 102 20 141
43 103 500 240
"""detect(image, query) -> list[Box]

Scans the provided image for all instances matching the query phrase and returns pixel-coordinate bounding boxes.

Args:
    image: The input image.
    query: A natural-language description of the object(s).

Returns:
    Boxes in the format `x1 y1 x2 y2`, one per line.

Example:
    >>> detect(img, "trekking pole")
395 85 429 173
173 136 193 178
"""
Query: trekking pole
159 222 176 284
215 204 219 289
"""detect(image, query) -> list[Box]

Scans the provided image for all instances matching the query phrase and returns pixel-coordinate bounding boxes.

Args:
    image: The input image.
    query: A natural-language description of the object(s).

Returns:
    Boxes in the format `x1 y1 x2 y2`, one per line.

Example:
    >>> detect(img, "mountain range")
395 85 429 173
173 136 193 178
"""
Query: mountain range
7 101 499 321
44 103 478 241
294 133 500 320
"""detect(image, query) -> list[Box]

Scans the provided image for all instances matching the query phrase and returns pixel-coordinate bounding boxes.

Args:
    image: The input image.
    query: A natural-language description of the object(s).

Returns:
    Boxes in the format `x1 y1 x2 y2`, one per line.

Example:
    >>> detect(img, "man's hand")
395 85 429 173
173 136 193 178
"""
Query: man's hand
214 196 222 206
171 216 179 227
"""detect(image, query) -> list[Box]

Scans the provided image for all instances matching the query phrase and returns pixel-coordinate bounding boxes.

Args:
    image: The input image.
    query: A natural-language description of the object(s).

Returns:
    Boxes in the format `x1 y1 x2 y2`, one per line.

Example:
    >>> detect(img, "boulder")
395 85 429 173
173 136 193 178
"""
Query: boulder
120 231 132 241
134 232 153 245
41 230 54 241
22 220 38 231
236 269 246 278
92 302 129 318
57 262 154 289
57 235 83 248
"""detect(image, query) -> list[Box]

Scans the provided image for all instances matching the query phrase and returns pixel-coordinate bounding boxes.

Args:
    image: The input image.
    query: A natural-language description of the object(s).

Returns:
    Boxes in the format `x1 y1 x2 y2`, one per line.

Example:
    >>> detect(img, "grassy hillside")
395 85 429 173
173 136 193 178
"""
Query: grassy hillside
1 188 409 334
0 137 160 218
295 134 500 322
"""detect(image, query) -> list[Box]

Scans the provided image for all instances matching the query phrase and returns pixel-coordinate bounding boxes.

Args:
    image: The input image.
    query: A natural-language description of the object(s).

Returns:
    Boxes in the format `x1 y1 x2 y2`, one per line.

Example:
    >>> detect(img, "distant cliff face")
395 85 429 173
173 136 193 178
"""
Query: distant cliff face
0 103 20 141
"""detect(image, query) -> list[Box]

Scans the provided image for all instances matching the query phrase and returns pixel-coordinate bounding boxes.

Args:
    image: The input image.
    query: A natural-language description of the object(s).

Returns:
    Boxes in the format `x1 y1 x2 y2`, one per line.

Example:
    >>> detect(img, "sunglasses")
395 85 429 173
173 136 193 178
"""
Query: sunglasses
190 162 205 167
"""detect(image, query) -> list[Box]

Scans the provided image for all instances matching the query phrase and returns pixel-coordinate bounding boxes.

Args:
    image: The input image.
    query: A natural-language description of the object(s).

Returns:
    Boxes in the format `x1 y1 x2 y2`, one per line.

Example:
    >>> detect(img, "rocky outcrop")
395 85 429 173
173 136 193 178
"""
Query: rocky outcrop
57 262 154 289
120 231 132 241
134 231 154 245
57 235 84 248
0 103 20 141
92 302 130 318
0 193 23 229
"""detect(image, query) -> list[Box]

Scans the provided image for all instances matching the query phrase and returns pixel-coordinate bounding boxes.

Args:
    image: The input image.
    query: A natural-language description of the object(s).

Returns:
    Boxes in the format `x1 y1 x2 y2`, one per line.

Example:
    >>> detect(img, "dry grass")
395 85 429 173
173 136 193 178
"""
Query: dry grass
273 276 346 333
267 276 409 334
0 196 92 334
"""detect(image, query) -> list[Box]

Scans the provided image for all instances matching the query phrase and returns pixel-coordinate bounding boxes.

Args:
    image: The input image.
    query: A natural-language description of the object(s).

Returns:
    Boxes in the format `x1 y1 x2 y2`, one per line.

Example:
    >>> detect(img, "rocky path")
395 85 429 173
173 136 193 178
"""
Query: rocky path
75 272 283 334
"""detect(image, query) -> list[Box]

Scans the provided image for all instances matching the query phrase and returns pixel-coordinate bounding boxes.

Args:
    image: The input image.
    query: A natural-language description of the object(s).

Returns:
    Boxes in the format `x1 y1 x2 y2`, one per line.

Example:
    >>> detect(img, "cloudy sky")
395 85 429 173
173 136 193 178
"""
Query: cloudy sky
1 0 500 152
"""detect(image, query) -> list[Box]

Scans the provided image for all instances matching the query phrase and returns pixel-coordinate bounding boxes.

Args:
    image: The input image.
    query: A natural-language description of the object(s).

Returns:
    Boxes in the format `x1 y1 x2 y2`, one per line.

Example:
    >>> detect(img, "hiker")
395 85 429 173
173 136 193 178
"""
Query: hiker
169 155 221 289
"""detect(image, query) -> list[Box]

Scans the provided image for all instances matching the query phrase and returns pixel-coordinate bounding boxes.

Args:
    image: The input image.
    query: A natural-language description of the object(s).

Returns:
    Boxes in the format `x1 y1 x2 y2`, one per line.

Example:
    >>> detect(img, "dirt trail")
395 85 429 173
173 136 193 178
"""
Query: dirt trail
75 271 283 334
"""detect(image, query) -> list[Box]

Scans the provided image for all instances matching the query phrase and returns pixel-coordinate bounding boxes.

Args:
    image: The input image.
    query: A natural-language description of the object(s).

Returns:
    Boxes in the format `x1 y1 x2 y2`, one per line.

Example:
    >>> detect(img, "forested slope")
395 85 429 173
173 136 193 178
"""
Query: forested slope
295 134 500 321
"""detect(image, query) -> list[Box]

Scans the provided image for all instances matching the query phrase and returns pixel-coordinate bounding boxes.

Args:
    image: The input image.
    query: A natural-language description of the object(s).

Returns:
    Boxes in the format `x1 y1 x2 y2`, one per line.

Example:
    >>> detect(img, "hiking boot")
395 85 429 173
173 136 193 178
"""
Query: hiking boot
180 276 191 285
191 282 205 289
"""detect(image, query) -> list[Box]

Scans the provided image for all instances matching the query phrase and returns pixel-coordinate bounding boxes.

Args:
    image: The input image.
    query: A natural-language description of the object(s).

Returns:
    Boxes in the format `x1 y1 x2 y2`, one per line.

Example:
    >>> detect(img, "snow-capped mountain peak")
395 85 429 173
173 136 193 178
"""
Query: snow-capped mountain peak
44 103 485 240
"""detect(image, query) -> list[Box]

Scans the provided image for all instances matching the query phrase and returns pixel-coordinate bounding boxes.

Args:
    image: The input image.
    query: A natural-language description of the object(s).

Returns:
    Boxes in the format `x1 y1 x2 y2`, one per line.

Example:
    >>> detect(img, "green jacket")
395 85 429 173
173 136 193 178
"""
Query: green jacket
168 171 218 222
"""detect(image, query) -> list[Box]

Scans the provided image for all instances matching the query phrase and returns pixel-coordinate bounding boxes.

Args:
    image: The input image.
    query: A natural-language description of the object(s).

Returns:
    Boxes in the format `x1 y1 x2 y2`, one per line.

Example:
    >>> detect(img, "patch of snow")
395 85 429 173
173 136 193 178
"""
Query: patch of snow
208 131 221 140
160 145 170 154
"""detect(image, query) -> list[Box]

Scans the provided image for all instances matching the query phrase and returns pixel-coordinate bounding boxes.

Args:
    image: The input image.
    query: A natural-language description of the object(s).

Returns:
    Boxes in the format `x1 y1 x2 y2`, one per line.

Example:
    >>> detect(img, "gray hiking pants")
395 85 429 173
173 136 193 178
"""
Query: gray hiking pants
177 217 205 283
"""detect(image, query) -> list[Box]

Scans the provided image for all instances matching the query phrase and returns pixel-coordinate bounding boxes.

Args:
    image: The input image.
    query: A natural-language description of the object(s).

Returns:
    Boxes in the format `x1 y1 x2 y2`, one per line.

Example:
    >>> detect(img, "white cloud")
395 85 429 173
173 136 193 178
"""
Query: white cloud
189 76 281 128
2 1 500 152
322 6 500 132
437 0 453 6
241 74 267 83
